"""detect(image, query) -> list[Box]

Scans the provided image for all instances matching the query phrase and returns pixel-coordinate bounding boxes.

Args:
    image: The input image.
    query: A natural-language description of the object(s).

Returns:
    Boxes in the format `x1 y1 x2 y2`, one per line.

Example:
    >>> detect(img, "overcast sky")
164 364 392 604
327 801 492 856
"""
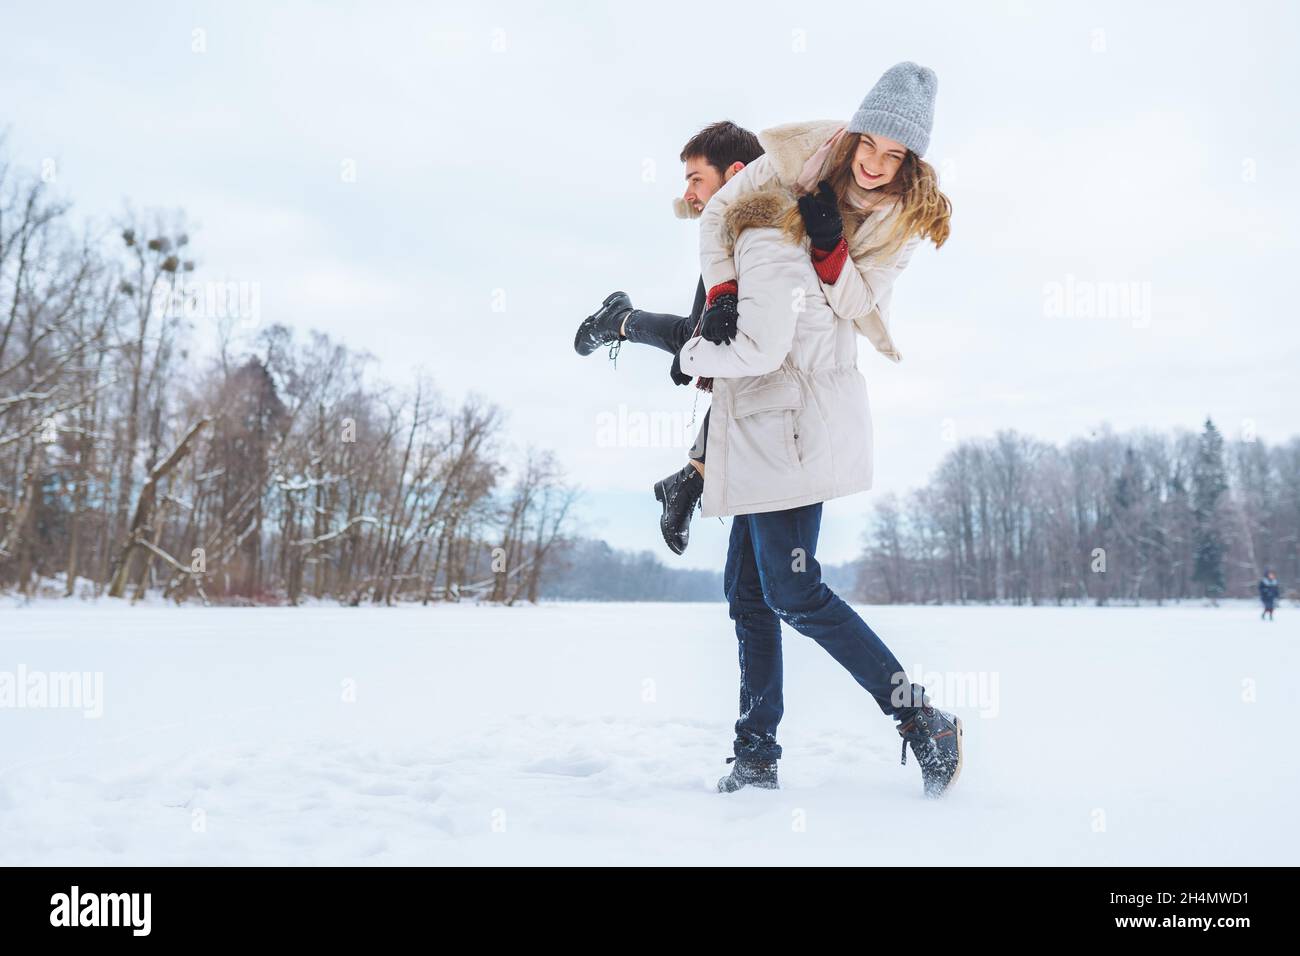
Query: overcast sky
3 0 1296 570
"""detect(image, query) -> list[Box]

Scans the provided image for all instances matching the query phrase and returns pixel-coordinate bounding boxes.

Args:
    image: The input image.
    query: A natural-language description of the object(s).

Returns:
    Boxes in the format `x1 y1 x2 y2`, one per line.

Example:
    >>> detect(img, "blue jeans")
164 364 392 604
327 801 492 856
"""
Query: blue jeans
723 502 915 761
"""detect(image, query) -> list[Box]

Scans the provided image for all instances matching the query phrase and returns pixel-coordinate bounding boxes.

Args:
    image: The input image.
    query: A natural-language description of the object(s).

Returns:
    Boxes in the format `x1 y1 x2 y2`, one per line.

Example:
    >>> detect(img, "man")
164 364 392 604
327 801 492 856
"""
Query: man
1260 569 1281 621
573 121 764 555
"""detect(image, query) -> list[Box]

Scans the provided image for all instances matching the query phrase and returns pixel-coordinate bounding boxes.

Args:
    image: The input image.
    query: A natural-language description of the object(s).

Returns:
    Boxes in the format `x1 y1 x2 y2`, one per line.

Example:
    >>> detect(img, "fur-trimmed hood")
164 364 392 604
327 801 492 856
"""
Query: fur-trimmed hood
719 188 795 251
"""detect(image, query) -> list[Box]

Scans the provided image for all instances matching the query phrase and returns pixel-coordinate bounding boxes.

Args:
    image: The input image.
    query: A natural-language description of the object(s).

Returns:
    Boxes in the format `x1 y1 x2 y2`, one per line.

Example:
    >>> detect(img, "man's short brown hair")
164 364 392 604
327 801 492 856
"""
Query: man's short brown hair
680 121 763 176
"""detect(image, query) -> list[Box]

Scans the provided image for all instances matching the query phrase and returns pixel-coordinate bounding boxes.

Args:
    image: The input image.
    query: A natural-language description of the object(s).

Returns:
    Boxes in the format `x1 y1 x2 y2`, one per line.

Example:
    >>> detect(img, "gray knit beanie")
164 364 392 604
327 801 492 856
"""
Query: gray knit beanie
846 61 937 157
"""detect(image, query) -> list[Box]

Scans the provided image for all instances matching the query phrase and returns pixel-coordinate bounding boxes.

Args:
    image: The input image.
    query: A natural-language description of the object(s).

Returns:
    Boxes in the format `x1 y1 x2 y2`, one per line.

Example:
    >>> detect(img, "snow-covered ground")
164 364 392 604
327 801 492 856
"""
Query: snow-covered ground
0 599 1294 865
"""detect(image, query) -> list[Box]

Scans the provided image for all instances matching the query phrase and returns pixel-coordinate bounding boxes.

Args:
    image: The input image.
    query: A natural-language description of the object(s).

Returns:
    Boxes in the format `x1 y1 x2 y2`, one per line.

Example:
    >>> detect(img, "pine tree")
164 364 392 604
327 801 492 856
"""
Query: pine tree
1192 417 1229 602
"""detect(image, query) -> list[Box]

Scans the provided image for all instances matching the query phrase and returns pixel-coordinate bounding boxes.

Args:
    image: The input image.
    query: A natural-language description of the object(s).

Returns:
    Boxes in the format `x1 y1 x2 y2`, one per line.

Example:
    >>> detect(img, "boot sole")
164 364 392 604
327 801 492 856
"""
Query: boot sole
574 291 628 356
653 480 686 555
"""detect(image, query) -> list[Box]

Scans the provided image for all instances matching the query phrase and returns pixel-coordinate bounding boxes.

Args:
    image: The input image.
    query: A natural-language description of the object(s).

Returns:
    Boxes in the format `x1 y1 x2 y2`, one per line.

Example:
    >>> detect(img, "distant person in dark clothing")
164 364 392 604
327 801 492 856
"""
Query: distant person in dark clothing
1259 570 1280 620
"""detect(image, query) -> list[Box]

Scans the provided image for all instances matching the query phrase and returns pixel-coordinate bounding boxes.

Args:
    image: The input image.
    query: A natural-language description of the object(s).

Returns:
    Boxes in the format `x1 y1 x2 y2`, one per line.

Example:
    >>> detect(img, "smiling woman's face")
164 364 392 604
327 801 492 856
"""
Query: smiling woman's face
852 133 907 189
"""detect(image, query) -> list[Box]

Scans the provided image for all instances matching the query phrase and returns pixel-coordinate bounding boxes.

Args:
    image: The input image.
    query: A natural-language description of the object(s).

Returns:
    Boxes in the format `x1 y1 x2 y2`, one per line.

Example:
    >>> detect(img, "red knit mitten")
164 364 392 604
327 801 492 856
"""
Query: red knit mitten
705 280 738 306
811 238 849 284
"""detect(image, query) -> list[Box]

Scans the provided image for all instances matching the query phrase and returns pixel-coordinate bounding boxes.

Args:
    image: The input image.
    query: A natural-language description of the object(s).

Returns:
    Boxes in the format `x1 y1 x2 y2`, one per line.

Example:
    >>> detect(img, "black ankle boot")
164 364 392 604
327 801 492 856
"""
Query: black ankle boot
717 755 779 793
653 463 703 555
897 705 964 799
574 291 633 357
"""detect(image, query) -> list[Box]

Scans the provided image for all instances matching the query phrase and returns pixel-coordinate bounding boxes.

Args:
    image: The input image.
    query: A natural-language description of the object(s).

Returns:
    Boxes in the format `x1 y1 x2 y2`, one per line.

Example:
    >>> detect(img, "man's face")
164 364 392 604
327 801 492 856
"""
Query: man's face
682 156 727 214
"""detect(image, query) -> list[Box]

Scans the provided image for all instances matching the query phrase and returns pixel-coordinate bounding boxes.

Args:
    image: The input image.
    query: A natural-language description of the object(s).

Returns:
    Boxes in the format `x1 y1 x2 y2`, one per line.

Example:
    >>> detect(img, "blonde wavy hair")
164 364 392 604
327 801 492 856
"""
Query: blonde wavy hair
780 132 952 264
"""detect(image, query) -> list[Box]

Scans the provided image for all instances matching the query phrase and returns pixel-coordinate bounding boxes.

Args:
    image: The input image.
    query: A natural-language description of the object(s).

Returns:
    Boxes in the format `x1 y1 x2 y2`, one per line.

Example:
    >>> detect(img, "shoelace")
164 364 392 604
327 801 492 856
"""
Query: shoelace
604 308 633 368
897 717 935 767
898 719 956 773
899 731 943 768
899 727 917 766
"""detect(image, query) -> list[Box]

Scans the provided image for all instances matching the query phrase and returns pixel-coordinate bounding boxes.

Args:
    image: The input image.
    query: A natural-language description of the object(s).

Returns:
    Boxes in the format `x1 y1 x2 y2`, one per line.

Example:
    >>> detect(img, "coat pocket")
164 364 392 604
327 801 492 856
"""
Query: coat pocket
731 379 804 472
730 379 803 417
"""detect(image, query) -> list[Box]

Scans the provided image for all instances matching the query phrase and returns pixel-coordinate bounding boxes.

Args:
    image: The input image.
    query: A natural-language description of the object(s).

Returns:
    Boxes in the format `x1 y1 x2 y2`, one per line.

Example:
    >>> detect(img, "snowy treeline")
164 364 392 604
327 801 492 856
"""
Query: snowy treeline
536 540 860 603
0 144 576 605
853 419 1298 605
539 538 724 602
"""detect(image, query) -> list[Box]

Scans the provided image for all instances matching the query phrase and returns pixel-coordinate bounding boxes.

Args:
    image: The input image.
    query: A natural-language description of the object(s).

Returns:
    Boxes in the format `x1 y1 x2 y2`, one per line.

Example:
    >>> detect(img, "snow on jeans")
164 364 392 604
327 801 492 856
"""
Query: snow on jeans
724 501 910 761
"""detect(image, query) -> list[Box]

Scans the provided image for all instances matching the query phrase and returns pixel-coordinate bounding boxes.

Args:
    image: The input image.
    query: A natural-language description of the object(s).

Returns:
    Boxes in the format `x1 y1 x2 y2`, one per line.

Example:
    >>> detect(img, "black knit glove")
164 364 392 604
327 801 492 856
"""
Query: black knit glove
797 179 843 252
699 294 739 345
670 351 692 386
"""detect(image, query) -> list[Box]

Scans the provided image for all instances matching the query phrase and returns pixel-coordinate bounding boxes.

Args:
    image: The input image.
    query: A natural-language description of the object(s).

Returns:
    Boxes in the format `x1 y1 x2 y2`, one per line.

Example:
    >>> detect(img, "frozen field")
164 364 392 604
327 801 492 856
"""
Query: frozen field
0 599 1295 866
